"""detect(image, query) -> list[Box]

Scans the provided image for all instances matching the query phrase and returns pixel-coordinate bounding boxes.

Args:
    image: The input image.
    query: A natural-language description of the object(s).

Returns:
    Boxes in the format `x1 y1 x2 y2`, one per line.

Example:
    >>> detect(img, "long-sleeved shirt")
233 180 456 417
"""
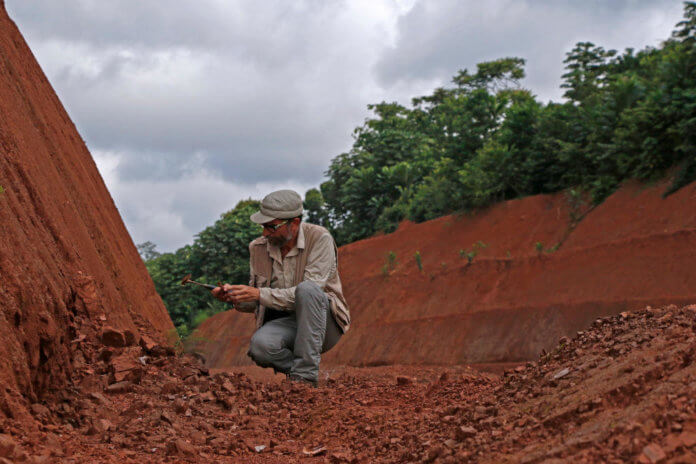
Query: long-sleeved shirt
252 224 337 310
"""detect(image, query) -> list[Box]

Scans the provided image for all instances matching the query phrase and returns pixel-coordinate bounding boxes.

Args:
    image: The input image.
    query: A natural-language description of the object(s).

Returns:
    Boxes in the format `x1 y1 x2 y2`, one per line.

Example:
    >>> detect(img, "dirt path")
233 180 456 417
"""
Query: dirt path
1 304 694 463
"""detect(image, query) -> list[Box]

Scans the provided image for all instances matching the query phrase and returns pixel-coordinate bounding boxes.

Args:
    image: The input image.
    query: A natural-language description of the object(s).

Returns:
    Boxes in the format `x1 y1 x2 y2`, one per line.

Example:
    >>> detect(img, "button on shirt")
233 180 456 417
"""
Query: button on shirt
254 224 337 310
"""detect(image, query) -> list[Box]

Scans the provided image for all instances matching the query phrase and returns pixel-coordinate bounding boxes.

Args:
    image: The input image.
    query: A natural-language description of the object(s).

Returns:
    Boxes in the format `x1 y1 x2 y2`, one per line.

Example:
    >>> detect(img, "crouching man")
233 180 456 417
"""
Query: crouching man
212 189 350 387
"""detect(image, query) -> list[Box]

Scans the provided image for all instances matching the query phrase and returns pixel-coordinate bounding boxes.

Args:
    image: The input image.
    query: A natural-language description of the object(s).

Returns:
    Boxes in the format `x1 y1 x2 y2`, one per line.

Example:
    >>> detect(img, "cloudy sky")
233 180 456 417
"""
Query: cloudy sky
7 0 686 252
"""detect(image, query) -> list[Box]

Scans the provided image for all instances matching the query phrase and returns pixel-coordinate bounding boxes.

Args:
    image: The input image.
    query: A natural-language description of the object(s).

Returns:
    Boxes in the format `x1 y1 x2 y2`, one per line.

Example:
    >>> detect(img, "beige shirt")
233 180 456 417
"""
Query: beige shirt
251 224 337 310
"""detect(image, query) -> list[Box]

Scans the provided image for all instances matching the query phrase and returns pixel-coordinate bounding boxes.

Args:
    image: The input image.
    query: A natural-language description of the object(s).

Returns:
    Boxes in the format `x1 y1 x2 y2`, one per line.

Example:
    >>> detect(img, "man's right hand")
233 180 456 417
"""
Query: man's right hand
211 284 235 304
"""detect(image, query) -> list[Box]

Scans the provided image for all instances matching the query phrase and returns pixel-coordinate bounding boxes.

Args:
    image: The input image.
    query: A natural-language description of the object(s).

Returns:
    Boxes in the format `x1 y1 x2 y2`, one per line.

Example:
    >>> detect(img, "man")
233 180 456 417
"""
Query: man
212 189 350 387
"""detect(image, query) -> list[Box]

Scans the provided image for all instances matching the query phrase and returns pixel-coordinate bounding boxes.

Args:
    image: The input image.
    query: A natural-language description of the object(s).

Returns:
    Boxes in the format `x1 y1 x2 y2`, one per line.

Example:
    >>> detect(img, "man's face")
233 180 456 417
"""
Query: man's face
262 218 298 247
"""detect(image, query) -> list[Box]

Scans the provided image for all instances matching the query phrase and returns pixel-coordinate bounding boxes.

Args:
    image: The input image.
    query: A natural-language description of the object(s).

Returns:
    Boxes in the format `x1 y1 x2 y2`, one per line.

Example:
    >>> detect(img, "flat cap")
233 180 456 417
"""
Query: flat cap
250 189 303 224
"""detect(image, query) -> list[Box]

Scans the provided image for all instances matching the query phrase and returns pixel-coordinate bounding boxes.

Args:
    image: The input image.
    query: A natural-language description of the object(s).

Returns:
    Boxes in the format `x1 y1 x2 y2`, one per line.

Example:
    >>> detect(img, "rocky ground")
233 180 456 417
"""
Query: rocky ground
0 304 694 463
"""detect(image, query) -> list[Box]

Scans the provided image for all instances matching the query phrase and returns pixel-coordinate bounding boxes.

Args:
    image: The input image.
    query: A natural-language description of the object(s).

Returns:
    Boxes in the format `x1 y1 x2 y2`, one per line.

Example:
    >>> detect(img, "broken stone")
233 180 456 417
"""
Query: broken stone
173 399 187 414
87 418 113 435
552 368 570 380
88 392 111 406
396 376 413 386
30 403 51 417
679 431 696 447
456 426 477 439
642 443 666 463
105 381 133 394
443 439 458 449
160 410 175 425
0 434 17 458
302 446 327 456
123 328 138 346
100 326 126 347
110 351 143 384
166 438 196 456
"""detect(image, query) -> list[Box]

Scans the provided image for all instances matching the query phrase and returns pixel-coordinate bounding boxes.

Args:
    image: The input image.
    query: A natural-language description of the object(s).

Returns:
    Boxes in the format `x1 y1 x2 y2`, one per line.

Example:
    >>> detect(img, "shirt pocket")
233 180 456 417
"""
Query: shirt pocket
253 274 268 288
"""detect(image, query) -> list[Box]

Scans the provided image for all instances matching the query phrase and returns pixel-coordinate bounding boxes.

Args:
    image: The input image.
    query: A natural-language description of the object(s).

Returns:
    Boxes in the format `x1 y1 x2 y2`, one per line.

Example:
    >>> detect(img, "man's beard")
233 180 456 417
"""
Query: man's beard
268 230 292 247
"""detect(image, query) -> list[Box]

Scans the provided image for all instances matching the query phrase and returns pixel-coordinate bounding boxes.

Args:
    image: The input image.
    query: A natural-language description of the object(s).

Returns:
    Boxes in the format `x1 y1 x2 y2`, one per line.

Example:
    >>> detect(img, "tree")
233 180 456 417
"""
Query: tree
137 241 160 261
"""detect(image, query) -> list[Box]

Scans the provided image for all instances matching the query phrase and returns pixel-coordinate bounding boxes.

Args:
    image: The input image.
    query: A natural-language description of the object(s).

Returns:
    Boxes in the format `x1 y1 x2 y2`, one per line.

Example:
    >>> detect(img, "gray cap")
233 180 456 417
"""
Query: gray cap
250 189 303 224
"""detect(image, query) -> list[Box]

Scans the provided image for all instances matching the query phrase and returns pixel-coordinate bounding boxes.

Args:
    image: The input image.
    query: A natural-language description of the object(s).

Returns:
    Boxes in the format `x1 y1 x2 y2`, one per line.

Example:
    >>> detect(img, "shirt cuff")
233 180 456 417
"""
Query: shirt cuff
259 287 273 308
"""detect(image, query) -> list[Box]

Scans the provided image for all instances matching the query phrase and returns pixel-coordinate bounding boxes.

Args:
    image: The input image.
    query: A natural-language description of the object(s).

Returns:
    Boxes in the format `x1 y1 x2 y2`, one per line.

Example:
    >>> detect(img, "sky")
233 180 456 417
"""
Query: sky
6 0 687 252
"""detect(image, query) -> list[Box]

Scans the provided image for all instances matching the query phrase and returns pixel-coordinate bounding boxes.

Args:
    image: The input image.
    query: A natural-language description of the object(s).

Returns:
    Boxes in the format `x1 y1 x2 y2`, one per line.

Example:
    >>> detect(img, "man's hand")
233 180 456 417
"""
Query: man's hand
227 285 260 303
211 284 260 304
211 285 233 303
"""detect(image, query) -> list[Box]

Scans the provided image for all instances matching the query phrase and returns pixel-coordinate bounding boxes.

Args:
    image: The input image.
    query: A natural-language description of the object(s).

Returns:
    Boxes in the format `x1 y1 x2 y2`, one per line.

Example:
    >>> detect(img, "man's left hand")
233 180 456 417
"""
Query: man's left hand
227 285 261 303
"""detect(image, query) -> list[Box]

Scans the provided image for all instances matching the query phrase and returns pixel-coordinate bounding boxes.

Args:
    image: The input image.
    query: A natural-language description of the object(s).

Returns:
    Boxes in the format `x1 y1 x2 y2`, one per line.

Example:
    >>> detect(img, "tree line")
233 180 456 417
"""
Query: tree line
141 2 696 335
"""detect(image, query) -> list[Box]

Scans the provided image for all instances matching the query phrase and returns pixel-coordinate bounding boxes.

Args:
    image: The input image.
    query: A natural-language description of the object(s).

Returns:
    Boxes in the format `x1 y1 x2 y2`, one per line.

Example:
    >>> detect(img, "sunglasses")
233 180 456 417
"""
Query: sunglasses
262 219 291 232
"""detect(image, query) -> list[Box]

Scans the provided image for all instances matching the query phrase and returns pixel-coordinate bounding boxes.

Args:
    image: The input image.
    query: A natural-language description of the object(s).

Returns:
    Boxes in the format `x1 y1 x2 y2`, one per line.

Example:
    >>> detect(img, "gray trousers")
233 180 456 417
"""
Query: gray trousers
247 281 342 382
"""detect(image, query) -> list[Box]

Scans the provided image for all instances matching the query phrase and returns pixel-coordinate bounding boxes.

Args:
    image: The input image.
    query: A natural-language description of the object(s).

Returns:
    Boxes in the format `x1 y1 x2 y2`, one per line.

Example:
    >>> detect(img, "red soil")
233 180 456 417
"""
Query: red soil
0 3 173 420
195 179 696 368
2 304 695 463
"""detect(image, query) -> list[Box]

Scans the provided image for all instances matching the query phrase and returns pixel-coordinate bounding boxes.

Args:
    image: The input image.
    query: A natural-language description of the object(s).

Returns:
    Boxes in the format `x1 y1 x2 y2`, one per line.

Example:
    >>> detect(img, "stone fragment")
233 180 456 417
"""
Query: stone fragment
160 410 175 425
679 431 696 447
396 376 413 386
456 426 477 439
443 439 458 449
88 392 111 406
166 438 196 456
641 443 666 463
105 381 133 394
123 329 138 346
110 352 143 383
139 334 158 352
100 326 126 347
552 368 570 380
302 446 327 456
30 403 51 418
0 434 16 458
173 399 187 414
87 418 113 435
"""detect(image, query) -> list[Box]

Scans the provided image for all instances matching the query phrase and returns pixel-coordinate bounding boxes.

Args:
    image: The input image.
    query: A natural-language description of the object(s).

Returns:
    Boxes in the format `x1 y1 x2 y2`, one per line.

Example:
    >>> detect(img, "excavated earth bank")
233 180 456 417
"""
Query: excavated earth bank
195 178 696 368
0 2 173 422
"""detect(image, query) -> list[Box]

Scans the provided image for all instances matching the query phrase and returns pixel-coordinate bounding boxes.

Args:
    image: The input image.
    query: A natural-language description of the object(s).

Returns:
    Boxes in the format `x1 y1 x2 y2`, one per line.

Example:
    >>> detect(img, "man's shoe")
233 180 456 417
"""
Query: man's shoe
287 373 318 388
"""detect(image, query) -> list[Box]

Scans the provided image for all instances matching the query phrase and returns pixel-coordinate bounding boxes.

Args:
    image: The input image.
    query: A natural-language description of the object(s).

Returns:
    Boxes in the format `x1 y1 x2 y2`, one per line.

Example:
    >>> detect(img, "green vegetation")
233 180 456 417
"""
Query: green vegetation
460 241 488 264
305 3 696 245
142 3 696 338
382 251 398 277
140 199 261 337
535 242 544 255
0 185 5 194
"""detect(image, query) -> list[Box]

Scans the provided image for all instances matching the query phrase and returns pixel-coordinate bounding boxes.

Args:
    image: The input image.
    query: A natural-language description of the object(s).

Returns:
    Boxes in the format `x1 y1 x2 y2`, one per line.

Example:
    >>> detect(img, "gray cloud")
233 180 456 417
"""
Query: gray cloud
377 0 685 102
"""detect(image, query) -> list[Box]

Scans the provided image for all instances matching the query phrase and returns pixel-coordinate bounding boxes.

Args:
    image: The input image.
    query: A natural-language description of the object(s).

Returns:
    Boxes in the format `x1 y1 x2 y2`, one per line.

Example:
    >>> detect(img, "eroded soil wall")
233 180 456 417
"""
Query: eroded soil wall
195 179 696 367
0 4 173 413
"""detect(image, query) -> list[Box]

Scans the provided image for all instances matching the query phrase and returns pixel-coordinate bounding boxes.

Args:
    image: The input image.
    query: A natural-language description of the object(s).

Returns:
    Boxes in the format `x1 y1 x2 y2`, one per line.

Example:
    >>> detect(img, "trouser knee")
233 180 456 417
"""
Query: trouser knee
247 333 272 366
295 281 325 306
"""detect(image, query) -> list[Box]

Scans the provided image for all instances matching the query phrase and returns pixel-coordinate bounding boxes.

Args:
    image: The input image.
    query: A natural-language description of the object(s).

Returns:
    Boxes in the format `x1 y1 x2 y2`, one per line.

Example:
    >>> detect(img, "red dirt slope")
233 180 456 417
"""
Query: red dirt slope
0 2 173 418
195 179 696 368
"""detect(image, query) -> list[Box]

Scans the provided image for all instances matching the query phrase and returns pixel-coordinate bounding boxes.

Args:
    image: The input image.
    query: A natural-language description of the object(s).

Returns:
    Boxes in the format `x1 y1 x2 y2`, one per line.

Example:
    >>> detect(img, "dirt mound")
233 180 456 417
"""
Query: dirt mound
0 304 693 462
0 4 173 419
194 179 696 368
